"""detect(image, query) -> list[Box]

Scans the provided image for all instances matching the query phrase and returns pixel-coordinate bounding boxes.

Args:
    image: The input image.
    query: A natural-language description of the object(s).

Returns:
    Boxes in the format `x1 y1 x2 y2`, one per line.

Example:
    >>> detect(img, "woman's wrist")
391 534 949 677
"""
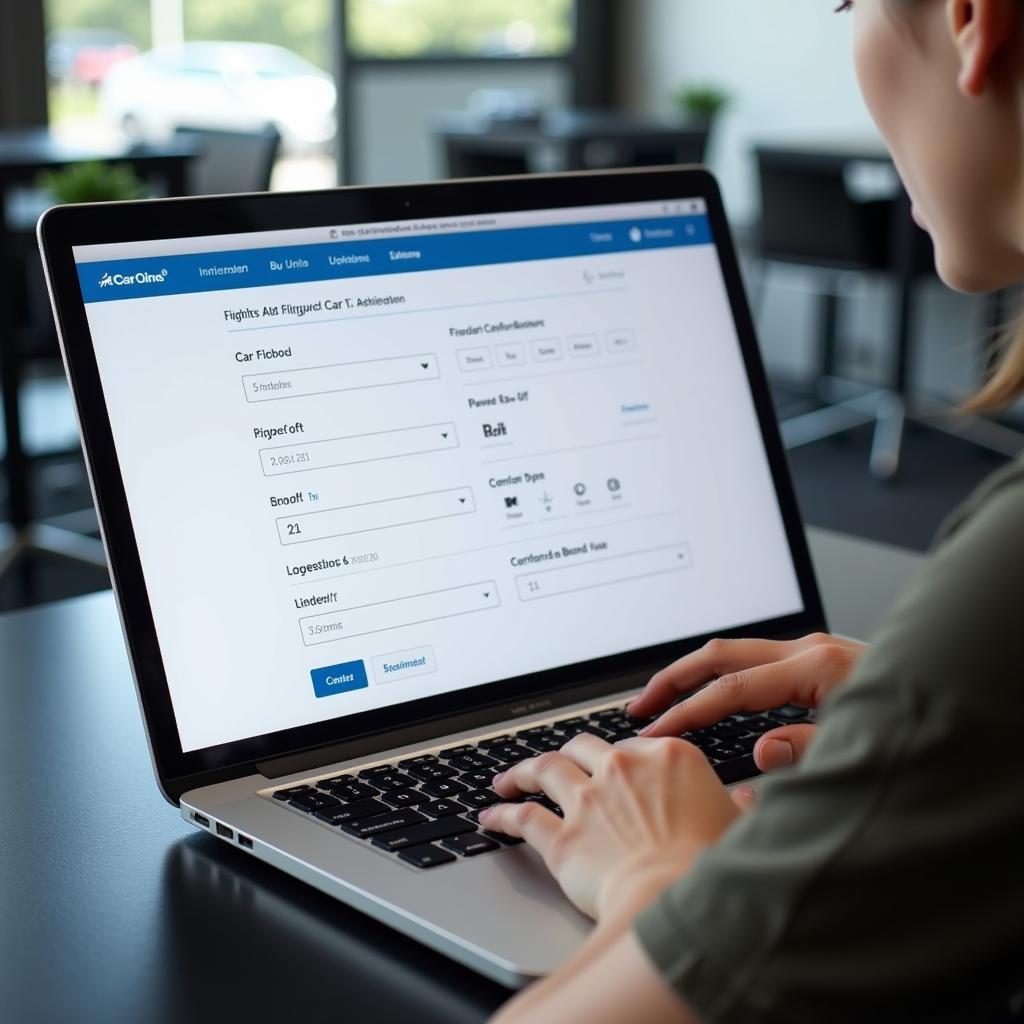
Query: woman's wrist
596 849 699 929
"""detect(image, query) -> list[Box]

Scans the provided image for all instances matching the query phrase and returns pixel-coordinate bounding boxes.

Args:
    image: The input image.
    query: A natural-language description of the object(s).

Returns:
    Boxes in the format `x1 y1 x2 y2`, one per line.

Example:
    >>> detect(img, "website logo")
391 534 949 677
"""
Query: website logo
98 268 169 288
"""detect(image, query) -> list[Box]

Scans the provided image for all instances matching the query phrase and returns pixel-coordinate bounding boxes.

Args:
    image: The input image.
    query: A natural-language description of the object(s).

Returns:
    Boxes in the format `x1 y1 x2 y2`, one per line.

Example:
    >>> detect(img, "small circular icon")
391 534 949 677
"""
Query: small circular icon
607 477 622 493
573 482 587 497
629 226 643 243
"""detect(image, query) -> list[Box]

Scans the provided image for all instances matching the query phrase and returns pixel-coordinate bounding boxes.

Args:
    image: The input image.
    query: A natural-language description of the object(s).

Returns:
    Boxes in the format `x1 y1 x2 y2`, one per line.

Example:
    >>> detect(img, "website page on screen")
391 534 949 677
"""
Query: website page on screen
73 199 803 753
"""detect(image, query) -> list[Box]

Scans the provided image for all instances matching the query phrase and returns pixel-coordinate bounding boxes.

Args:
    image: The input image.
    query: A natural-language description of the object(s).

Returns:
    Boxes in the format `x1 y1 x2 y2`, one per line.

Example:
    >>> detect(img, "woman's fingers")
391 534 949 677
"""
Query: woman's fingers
477 800 562 861
492 749 591 805
753 723 818 772
627 638 791 718
640 651 818 737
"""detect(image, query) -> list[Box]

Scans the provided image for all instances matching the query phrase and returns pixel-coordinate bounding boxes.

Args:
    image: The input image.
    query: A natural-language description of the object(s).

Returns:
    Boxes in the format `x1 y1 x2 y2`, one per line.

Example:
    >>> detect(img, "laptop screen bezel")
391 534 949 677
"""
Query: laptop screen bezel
39 167 826 802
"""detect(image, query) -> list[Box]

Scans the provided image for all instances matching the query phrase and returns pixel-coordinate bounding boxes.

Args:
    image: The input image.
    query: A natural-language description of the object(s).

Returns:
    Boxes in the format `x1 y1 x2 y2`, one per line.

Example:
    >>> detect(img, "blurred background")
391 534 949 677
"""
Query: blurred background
1 0 1021 611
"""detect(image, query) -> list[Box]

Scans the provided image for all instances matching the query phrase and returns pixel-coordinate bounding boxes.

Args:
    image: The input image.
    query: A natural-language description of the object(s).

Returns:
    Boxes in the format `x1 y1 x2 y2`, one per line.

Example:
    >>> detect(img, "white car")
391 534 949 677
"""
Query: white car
99 42 336 153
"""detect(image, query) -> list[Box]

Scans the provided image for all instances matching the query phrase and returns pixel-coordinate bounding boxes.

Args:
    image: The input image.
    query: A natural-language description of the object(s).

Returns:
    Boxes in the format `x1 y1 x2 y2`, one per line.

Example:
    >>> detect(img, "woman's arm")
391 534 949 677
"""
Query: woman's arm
493 915 700 1024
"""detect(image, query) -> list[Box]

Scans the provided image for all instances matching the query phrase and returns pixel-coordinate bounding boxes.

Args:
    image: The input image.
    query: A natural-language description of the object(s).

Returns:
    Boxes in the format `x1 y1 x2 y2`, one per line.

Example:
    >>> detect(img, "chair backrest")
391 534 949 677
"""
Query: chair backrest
755 146 897 271
173 125 280 196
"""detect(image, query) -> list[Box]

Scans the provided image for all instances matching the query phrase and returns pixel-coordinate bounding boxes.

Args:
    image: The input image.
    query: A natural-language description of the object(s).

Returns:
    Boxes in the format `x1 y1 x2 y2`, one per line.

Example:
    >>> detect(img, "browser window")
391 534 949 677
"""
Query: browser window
74 199 802 752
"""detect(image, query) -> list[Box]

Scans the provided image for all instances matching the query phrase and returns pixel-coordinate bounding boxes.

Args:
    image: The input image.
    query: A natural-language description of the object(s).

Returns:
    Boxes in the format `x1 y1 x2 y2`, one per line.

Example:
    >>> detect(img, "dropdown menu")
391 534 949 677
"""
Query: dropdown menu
243 353 440 403
277 487 476 545
515 543 693 601
260 423 459 477
300 581 500 646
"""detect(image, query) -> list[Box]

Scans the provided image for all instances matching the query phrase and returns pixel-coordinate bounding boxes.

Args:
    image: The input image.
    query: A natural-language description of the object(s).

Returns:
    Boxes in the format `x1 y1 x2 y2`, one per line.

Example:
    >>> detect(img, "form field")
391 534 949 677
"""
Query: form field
516 543 692 602
261 423 458 477
301 582 499 646
277 487 476 545
243 353 439 403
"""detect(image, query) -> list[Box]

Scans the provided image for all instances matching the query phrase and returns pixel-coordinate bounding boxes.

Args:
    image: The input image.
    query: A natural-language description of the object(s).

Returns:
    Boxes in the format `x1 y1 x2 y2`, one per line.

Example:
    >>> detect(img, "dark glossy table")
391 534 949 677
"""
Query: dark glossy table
0 527 922 1023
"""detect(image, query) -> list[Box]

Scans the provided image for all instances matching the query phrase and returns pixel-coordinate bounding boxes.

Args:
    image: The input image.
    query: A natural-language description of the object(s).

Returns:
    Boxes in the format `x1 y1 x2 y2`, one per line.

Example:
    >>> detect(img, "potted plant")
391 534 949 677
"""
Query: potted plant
674 83 732 127
36 160 148 204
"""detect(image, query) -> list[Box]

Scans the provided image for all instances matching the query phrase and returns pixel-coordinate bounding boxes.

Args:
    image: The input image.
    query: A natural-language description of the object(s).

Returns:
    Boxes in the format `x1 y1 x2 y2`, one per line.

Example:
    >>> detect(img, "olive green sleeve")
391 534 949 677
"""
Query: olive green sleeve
634 467 1024 1024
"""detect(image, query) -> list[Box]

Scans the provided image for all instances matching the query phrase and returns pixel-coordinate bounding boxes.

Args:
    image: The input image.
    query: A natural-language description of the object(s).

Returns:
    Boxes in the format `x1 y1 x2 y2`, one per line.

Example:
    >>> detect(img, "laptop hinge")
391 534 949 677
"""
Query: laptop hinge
255 667 654 780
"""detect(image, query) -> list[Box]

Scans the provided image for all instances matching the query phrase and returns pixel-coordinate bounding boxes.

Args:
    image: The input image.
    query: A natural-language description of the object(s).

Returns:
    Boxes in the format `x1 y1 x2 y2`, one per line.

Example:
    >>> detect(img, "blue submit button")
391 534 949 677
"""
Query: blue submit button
310 660 368 699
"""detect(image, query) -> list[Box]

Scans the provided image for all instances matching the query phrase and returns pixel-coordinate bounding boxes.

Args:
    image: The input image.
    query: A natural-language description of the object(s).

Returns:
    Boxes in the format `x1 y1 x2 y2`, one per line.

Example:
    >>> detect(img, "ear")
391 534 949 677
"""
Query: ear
947 0 1018 97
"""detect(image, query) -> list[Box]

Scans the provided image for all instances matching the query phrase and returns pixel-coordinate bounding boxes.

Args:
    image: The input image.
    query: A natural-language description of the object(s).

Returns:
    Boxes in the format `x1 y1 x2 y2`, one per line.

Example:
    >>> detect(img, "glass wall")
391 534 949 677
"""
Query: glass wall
45 0 336 189
346 0 574 59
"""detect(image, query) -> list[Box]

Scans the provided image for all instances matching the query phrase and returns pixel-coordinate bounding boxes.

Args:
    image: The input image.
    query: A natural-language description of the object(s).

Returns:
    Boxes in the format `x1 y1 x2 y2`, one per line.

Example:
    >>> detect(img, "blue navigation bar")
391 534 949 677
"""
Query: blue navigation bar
76 214 712 304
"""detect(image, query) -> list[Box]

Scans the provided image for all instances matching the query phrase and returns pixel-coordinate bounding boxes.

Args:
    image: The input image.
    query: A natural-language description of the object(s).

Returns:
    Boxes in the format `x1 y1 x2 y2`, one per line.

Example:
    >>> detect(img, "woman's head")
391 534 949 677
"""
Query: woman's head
851 0 1024 292
848 0 1024 404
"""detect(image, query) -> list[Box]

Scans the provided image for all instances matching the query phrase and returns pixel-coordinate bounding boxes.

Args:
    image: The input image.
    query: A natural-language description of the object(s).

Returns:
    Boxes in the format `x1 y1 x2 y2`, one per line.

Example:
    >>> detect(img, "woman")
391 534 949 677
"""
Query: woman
482 2 1024 1021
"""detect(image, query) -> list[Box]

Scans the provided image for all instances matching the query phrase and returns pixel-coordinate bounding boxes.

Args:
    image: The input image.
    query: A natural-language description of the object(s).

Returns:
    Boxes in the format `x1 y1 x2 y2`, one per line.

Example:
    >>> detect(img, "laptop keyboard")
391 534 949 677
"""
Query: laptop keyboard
269 702 809 868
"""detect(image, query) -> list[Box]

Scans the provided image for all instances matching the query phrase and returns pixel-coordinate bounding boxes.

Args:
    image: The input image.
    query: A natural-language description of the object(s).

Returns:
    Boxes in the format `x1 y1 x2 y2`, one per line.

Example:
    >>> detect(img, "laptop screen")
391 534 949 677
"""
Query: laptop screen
72 197 804 753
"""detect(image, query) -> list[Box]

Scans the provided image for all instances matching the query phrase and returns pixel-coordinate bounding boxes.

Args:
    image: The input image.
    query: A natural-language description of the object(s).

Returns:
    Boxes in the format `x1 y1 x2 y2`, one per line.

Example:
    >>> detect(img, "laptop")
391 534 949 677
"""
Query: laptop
38 166 825 987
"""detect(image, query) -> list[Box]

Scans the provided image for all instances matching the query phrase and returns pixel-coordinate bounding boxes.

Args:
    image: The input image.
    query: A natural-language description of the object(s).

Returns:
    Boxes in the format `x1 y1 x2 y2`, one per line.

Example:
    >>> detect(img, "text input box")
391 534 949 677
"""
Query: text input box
300 582 499 646
243 353 439 403
261 422 459 477
515 543 693 601
277 487 476 545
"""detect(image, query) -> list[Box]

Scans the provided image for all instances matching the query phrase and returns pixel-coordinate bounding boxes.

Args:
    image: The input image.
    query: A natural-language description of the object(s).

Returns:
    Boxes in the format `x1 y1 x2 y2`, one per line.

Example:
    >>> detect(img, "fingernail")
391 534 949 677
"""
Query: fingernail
492 772 506 785
737 786 756 801
761 739 794 766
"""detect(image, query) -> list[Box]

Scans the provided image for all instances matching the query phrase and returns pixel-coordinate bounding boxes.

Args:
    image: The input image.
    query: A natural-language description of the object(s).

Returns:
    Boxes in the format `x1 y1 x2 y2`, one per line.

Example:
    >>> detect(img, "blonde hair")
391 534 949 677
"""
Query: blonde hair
962 301 1024 412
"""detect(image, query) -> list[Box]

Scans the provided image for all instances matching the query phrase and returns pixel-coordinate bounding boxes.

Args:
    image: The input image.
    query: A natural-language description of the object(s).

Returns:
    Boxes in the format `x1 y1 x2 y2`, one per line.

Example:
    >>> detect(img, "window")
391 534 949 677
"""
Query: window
345 0 575 60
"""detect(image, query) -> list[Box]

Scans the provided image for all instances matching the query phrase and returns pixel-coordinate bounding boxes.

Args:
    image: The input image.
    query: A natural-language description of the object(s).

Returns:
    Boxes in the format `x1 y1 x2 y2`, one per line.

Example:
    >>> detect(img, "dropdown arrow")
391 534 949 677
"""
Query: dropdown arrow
483 592 490 599
420 363 429 370
459 498 466 504
441 433 449 439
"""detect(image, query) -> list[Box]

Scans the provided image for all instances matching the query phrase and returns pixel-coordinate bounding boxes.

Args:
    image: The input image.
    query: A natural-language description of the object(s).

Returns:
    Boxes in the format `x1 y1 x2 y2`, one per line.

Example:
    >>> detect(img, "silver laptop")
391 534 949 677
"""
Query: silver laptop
38 167 825 986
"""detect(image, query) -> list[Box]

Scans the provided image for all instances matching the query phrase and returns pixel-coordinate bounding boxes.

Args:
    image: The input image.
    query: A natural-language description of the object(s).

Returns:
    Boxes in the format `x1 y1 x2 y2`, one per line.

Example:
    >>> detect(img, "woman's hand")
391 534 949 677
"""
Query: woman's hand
479 733 740 923
628 633 867 770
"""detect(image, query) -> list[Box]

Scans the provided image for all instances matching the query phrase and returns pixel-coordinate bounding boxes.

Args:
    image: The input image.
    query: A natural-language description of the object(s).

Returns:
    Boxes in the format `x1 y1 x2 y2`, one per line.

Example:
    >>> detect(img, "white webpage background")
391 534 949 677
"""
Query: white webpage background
83 242 803 751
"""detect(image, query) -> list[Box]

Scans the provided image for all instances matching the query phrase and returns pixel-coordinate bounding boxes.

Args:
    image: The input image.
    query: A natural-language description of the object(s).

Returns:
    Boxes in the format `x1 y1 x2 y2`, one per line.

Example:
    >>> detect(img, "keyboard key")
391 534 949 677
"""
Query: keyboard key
517 736 562 753
588 707 627 721
485 744 533 764
358 764 396 778
715 754 758 785
458 788 502 809
380 788 433 808
709 723 750 740
371 772 416 791
441 833 500 857
683 729 720 751
446 752 500 772
769 705 810 722
420 778 470 799
398 755 440 768
397 844 457 869
405 763 459 783
477 734 515 749
314 798 391 824
482 830 525 847
516 726 559 741
340 808 428 839
290 792 342 813
742 716 779 735
556 716 587 729
323 780 381 802
458 770 499 788
437 745 475 759
272 785 313 801
712 743 746 762
420 799 464 818
371 815 477 852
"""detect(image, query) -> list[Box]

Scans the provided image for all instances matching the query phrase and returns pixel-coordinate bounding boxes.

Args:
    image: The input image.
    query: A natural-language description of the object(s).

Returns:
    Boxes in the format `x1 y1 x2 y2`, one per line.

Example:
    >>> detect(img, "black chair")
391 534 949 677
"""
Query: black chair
437 109 709 179
752 144 1024 479
173 124 281 195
